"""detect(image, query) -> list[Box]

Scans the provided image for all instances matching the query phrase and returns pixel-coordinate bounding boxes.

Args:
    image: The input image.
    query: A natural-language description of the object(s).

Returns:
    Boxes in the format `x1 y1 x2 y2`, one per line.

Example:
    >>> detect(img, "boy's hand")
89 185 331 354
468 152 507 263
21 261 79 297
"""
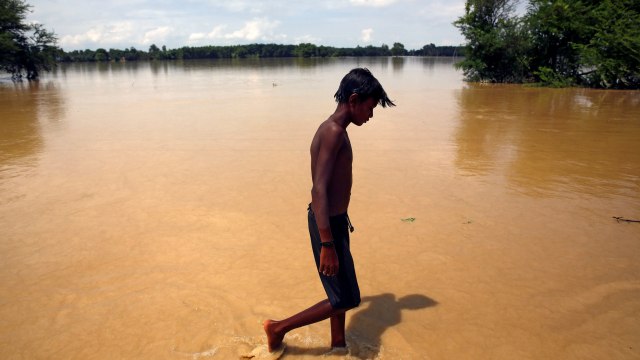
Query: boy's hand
319 247 339 276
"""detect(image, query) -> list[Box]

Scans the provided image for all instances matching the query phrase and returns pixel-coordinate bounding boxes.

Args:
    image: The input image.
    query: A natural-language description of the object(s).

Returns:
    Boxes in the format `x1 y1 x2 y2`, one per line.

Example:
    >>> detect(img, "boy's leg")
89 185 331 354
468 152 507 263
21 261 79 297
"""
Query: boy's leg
264 299 346 351
330 312 346 347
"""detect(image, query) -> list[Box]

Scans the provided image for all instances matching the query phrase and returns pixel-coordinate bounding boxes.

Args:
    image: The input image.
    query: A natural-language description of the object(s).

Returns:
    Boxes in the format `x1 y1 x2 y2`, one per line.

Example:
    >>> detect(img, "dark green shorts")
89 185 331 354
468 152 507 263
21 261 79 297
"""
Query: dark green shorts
308 205 361 309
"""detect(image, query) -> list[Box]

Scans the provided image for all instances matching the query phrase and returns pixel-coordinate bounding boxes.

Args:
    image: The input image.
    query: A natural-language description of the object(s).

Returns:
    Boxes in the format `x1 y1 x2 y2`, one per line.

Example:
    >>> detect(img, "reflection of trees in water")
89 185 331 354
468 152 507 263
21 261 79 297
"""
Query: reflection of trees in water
454 85 640 197
391 56 405 72
57 61 141 79
0 81 64 171
150 61 169 76
56 57 458 85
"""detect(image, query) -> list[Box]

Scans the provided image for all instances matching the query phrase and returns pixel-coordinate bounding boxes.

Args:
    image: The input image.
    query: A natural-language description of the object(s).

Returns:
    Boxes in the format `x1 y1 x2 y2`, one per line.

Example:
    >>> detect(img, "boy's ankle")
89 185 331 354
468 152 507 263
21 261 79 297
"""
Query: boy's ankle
331 339 346 348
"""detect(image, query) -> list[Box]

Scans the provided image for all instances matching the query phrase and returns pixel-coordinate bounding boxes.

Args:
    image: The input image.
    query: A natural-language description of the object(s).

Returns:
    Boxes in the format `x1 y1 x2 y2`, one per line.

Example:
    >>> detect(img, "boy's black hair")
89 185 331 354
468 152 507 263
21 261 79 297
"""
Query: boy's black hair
334 68 396 108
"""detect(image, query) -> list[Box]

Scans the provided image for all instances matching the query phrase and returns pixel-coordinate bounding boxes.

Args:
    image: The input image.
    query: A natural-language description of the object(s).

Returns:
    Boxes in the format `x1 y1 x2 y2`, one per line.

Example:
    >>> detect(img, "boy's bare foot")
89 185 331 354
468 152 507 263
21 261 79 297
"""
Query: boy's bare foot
263 319 284 352
331 339 346 348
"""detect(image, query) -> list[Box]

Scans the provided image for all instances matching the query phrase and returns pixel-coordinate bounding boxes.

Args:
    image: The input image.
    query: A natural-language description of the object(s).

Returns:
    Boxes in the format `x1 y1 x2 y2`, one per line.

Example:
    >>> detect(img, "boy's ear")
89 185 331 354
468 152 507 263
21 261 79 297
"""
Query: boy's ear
348 93 359 105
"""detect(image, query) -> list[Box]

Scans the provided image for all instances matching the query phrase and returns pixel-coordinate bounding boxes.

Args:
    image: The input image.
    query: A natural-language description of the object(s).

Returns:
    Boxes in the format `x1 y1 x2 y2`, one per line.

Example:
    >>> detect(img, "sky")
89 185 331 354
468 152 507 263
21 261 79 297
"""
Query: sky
26 0 468 51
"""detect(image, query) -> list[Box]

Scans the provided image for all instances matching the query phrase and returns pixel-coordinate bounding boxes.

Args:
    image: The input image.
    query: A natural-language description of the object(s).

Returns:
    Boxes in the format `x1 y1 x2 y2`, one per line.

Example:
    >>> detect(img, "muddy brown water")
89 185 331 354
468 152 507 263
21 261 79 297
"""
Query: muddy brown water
1 57 639 359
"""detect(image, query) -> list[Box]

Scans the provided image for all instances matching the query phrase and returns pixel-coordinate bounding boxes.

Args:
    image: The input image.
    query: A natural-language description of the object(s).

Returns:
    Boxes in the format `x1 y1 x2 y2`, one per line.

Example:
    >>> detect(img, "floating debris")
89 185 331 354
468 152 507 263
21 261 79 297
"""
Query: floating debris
401 217 416 223
612 216 640 223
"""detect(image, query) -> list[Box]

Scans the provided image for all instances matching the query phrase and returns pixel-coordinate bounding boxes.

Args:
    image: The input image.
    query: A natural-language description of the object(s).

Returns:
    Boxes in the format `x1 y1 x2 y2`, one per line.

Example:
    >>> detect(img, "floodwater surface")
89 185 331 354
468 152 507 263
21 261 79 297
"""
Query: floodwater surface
1 57 639 359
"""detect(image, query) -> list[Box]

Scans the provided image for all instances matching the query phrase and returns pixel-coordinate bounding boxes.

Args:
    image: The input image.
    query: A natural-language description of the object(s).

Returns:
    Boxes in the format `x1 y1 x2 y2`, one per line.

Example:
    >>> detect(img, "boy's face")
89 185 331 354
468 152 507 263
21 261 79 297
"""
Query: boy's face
349 96 378 126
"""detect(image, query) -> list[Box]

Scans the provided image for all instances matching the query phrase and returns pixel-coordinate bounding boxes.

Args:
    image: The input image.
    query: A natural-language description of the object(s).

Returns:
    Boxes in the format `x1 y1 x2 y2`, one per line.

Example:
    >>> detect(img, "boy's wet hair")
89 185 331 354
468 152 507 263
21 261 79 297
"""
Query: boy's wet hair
334 68 396 108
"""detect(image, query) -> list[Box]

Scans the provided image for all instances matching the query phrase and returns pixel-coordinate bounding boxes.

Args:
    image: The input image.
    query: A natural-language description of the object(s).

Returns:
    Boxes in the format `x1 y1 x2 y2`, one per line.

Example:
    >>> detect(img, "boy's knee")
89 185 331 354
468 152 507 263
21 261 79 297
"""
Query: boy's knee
348 292 361 309
347 303 360 310
351 296 361 308
339 296 360 310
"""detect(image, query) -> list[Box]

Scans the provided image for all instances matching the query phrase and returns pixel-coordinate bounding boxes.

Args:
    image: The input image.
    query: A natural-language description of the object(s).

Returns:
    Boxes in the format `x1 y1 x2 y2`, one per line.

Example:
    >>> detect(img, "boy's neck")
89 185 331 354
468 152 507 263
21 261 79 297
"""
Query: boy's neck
331 103 353 129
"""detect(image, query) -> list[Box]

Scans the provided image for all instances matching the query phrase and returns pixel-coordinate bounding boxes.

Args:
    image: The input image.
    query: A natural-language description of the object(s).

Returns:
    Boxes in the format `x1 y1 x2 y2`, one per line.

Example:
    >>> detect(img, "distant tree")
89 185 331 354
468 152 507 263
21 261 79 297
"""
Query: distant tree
124 47 139 61
316 45 335 57
294 43 318 57
421 43 438 56
79 49 95 61
0 0 59 80
173 47 184 60
109 48 124 61
380 44 390 56
232 46 249 58
95 48 108 61
148 43 162 60
391 42 406 56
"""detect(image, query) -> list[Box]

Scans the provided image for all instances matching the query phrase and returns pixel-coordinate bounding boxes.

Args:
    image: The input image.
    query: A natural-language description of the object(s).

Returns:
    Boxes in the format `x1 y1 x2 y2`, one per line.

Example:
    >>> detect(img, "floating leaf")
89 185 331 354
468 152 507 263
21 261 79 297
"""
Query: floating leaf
401 217 416 222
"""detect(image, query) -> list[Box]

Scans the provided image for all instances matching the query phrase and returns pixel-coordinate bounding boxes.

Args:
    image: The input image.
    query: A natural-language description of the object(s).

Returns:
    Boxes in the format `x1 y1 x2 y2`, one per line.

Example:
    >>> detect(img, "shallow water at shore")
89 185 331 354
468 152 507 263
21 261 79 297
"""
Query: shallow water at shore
1 57 639 359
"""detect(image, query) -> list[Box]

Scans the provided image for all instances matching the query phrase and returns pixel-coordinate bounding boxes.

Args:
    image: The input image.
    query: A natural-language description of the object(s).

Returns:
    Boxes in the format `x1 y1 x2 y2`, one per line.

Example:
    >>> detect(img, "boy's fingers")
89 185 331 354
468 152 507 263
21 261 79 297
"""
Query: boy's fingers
329 265 338 276
320 266 337 276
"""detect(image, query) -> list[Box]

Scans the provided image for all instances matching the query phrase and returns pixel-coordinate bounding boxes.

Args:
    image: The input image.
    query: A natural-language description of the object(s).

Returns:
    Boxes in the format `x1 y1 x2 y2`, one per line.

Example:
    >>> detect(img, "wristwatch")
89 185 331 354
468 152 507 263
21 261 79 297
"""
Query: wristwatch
320 241 335 248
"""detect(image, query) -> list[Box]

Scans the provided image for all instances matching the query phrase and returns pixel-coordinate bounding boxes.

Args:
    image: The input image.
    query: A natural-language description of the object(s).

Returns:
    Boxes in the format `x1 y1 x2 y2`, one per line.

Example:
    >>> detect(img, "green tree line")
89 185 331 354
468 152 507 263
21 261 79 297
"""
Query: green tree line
56 42 463 63
454 0 640 89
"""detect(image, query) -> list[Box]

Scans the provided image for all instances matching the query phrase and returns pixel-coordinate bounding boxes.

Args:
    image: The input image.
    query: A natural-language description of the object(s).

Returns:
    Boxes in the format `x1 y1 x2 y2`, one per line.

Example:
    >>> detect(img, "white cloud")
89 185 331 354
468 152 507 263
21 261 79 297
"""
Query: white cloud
361 28 373 42
419 1 465 19
61 22 134 48
202 0 269 13
208 25 227 38
189 18 282 44
225 18 280 40
188 33 205 41
142 26 172 45
349 0 398 7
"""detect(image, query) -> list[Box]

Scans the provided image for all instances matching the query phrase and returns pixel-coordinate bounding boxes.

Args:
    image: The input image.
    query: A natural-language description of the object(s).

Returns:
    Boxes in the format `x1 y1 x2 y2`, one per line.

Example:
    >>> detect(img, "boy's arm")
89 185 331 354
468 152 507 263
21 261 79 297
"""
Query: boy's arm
311 125 344 276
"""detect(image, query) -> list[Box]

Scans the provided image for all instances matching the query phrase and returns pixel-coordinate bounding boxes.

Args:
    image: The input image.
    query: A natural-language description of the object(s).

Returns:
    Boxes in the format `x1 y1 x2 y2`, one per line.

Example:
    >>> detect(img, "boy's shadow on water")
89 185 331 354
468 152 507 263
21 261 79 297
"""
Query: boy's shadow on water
346 293 437 358
285 293 437 359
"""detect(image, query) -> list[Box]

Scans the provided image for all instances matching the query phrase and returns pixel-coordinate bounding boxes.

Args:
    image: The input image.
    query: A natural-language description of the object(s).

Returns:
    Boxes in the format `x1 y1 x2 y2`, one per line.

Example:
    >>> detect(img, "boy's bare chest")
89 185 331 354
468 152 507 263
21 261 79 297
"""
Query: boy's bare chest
334 137 353 170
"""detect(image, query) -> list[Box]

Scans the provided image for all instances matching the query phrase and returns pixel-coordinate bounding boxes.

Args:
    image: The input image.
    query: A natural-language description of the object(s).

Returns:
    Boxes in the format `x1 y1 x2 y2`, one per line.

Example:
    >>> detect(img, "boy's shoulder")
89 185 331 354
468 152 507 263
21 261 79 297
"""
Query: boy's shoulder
316 119 346 142
312 118 347 152
321 118 344 132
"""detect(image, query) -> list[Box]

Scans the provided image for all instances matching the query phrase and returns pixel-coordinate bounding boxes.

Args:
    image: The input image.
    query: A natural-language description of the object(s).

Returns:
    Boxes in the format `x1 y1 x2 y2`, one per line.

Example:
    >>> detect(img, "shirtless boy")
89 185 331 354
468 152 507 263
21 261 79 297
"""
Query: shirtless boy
264 68 395 351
